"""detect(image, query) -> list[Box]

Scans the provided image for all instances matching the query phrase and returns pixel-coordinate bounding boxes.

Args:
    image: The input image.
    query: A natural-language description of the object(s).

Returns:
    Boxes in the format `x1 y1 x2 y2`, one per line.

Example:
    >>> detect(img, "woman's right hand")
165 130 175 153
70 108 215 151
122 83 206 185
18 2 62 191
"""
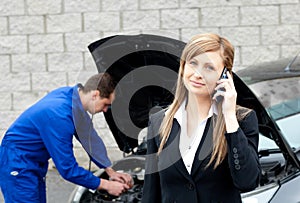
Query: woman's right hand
98 178 130 196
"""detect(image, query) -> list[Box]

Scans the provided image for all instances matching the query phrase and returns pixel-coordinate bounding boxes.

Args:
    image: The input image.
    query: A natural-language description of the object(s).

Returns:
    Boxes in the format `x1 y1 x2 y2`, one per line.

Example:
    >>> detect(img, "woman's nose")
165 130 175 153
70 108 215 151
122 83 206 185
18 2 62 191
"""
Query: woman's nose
193 67 202 78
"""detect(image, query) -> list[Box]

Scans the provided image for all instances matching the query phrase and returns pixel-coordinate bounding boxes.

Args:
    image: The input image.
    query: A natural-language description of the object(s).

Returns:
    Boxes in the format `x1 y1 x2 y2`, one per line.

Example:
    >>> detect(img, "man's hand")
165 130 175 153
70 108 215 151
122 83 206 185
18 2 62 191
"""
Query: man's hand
98 179 129 196
105 167 134 188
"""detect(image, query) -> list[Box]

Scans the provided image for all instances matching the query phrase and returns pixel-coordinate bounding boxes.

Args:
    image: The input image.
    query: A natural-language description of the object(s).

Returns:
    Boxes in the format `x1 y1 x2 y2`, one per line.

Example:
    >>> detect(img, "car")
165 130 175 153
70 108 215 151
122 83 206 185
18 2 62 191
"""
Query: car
68 34 300 203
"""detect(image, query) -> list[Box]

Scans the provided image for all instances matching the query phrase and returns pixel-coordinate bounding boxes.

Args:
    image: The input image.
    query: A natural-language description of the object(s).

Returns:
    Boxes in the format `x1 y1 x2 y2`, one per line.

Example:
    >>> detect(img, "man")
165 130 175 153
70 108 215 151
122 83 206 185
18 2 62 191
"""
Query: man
0 73 132 203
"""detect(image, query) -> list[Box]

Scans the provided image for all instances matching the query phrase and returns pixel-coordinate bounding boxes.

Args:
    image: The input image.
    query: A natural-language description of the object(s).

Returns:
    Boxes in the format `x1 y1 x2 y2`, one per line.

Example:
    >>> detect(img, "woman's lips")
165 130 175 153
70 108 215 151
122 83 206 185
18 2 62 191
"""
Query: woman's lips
190 80 205 87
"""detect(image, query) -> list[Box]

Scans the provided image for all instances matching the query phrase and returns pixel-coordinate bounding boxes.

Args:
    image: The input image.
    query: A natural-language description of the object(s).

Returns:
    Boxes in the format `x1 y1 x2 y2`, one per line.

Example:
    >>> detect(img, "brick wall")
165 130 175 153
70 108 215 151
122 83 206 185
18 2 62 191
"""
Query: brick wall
1 0 300 167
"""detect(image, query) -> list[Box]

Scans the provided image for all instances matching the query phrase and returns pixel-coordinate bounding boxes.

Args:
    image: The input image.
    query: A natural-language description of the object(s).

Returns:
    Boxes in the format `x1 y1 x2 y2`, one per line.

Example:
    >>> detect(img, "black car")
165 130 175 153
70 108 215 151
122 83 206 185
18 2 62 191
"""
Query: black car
69 34 300 203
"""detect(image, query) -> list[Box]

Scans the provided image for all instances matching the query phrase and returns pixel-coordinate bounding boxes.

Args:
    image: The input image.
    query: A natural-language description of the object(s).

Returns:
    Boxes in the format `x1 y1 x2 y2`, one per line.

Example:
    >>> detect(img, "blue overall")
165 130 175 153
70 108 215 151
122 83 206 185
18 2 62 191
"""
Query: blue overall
0 85 111 203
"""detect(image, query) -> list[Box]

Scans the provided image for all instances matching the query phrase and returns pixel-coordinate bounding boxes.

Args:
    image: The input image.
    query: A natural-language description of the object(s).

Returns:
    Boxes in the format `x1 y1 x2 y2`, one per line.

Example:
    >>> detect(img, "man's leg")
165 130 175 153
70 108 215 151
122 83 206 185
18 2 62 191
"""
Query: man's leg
0 147 46 203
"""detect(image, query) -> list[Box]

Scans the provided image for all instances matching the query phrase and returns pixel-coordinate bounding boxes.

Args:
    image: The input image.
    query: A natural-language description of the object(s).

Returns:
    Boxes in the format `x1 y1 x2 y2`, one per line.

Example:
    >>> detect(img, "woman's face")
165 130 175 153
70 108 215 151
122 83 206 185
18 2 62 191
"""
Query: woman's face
183 51 225 99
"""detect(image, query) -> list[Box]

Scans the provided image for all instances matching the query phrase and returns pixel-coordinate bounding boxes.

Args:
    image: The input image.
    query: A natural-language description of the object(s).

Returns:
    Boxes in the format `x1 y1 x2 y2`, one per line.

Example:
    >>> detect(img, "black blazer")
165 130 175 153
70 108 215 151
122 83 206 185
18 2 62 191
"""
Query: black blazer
142 109 260 203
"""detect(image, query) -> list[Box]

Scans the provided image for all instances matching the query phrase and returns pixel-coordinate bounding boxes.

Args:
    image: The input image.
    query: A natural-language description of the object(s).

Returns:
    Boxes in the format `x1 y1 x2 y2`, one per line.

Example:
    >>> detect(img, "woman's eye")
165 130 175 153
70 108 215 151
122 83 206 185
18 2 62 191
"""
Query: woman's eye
189 61 197 66
205 66 215 71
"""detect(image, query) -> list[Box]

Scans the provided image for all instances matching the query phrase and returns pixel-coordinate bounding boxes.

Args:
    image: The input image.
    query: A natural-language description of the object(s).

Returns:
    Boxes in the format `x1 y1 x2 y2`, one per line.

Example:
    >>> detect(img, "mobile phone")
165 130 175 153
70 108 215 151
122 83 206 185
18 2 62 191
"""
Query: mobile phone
215 67 228 103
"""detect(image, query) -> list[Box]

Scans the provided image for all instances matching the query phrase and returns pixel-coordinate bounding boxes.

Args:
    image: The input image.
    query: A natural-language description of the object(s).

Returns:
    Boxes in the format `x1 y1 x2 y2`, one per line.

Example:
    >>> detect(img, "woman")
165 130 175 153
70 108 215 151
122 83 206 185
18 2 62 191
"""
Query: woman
142 33 260 203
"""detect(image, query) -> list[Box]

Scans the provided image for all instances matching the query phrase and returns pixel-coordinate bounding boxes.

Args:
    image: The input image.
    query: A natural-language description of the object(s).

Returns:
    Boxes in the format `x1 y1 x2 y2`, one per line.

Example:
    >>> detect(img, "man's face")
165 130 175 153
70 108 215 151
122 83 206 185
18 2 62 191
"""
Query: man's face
92 91 115 114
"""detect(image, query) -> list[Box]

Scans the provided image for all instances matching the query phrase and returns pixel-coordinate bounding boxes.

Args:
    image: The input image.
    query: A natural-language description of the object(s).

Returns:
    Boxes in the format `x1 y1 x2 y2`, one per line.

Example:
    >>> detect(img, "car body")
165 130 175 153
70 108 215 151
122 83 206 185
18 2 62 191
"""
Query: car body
69 34 300 203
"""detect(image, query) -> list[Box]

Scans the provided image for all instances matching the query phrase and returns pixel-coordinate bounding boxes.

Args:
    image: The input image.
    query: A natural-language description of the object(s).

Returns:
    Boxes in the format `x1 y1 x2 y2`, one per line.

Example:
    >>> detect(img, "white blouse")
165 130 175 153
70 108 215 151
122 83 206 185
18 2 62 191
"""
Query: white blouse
174 100 217 174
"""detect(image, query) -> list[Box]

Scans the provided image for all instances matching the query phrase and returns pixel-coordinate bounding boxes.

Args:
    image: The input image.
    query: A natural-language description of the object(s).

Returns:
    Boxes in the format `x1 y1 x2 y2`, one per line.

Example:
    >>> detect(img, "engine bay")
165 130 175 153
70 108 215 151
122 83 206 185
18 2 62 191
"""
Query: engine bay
78 156 145 203
80 176 143 203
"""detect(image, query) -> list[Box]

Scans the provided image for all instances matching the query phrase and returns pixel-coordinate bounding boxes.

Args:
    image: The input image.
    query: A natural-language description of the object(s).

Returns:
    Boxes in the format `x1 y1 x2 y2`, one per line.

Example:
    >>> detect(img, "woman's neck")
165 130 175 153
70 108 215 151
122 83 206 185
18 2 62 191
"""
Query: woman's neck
185 94 212 137
186 93 212 123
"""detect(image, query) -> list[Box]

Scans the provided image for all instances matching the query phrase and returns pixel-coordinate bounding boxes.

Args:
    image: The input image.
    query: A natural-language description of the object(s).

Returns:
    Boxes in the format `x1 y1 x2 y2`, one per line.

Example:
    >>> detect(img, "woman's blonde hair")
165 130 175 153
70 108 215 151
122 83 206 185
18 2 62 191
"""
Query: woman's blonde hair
158 33 249 169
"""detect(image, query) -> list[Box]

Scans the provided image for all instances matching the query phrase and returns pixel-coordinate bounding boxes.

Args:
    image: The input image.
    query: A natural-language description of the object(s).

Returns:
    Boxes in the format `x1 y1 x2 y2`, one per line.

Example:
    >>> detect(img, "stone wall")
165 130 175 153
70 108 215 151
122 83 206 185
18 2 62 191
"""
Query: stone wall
1 0 300 167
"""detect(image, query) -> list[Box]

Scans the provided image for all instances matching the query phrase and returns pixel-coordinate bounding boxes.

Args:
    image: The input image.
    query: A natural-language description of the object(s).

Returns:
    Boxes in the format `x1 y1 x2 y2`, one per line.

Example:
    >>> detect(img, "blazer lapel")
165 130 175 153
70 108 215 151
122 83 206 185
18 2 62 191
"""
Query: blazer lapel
158 120 192 181
191 117 214 176
171 122 192 180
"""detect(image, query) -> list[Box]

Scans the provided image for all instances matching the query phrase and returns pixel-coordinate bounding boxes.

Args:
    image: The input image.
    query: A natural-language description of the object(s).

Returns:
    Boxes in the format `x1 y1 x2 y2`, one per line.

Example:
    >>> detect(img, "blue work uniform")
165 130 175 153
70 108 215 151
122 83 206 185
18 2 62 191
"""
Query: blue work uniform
0 85 111 203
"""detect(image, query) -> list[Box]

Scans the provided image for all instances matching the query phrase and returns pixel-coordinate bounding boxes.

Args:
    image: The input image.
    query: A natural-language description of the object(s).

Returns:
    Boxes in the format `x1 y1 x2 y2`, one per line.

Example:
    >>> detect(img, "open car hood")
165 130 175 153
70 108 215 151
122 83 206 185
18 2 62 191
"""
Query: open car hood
88 34 299 167
88 34 184 153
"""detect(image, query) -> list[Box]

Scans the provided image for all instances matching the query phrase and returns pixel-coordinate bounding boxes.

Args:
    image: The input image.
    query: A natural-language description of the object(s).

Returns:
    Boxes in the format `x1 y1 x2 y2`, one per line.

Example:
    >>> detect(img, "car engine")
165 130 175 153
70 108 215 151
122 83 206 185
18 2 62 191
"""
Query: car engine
80 179 143 203
77 157 145 203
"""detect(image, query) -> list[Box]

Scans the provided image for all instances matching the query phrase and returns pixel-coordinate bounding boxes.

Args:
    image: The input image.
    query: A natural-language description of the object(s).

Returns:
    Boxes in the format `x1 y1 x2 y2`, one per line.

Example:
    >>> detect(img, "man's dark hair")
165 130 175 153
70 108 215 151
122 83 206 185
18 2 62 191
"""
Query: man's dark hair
81 73 116 98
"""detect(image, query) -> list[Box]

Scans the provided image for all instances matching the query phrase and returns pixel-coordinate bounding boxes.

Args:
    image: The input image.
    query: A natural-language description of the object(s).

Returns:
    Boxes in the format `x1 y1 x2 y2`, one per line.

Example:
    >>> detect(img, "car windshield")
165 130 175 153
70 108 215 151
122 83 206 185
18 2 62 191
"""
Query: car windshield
247 77 300 149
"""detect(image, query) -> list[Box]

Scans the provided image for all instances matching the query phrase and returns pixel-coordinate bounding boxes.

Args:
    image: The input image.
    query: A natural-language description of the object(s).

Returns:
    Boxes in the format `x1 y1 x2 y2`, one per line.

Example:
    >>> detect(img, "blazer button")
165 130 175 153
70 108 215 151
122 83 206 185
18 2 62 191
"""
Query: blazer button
235 164 241 170
233 147 238 153
187 183 194 190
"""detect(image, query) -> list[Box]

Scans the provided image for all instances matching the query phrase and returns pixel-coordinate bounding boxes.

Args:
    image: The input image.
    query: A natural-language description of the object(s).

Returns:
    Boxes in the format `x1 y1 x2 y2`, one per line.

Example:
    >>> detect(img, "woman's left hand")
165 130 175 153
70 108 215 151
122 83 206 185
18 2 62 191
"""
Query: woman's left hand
213 71 237 115
213 71 239 132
